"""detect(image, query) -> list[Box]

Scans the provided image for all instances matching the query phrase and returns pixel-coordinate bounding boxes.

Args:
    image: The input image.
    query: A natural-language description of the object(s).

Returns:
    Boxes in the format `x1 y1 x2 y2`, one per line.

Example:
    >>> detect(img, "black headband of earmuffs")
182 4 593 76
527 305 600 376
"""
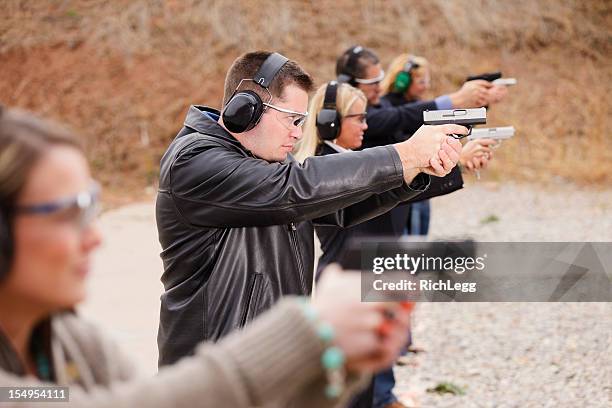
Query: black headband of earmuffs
337 45 364 85
316 81 341 141
253 52 290 88
0 105 10 281
221 52 289 133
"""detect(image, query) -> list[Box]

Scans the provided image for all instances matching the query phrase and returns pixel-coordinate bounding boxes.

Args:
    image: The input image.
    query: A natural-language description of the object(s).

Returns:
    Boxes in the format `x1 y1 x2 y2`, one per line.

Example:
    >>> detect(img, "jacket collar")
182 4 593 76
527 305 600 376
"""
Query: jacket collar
183 105 243 149
324 140 351 153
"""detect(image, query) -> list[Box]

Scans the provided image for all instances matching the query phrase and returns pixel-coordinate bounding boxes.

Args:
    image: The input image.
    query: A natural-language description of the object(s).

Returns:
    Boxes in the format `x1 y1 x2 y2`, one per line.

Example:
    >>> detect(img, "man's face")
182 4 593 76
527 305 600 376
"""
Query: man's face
247 84 309 162
357 63 384 106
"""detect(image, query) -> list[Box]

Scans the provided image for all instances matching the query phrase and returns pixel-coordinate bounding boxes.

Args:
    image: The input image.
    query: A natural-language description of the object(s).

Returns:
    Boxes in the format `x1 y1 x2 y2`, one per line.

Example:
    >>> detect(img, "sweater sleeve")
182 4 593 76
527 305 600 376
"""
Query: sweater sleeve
0 299 366 408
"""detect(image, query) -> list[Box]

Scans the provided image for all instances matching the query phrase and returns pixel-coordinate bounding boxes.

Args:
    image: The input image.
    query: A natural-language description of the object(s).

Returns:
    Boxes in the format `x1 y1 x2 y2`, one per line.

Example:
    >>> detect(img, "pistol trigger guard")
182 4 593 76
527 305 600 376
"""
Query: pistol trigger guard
450 125 472 140
492 140 503 149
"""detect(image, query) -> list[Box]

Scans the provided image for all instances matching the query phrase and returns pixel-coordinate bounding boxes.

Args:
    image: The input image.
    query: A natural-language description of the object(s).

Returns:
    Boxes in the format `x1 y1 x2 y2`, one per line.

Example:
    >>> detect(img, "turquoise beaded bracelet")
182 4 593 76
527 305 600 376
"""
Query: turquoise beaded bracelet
298 298 346 399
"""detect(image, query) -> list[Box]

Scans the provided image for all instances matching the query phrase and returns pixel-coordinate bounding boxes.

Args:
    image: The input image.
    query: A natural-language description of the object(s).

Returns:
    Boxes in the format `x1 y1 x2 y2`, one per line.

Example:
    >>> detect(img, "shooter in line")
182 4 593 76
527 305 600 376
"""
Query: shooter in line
155 50 466 367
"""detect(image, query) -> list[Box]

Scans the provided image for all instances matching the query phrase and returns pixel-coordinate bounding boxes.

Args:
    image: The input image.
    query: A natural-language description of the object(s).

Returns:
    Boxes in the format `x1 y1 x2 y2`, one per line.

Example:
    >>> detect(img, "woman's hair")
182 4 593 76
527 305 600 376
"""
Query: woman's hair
0 106 82 213
381 54 430 95
293 83 366 163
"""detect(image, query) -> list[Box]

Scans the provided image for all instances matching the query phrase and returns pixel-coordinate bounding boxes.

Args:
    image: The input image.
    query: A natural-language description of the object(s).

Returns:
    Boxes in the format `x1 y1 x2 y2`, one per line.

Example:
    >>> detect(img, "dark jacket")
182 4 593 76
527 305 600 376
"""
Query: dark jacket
380 92 464 204
156 106 428 366
355 94 463 238
360 97 436 149
314 142 428 276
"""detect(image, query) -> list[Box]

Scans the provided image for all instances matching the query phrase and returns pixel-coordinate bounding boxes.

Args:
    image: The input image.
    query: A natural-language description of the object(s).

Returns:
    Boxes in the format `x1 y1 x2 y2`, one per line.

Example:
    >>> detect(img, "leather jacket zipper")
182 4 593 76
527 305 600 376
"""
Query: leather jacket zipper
288 222 308 294
240 273 262 327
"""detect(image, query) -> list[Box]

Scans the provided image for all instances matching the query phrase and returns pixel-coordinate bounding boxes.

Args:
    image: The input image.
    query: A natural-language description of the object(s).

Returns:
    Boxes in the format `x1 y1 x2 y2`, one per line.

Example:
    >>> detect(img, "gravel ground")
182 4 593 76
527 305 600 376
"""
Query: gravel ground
81 182 612 406
392 182 612 407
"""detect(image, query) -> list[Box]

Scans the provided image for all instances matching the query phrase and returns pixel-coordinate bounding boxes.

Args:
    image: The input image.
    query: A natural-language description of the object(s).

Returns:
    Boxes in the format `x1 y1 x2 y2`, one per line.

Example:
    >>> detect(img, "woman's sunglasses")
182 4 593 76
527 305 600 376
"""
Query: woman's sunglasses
343 113 367 124
14 181 101 231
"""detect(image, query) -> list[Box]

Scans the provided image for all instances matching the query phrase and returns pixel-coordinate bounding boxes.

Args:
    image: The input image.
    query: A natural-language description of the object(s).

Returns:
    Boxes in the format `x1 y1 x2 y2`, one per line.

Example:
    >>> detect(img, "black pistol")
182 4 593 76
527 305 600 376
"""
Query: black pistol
466 71 502 83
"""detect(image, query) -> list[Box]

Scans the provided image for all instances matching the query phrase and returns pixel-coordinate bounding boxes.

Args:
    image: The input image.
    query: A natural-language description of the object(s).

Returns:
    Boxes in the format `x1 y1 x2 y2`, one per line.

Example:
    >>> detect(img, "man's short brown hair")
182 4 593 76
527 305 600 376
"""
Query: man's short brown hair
222 51 314 107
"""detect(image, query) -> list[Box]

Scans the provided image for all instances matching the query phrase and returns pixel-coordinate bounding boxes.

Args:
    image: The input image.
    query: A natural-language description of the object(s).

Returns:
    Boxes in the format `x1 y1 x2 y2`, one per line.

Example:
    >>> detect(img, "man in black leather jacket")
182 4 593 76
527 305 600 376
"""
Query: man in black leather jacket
155 51 465 366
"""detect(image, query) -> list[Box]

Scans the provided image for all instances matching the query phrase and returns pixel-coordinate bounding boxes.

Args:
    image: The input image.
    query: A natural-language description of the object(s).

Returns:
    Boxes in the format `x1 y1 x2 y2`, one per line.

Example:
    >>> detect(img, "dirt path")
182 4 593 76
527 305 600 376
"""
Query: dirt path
397 182 612 407
79 203 163 374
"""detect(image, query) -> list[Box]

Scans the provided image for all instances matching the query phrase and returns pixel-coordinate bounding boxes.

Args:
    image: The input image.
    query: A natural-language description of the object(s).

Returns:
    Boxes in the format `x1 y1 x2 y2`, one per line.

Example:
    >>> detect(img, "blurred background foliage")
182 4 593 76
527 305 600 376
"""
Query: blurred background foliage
1 0 610 201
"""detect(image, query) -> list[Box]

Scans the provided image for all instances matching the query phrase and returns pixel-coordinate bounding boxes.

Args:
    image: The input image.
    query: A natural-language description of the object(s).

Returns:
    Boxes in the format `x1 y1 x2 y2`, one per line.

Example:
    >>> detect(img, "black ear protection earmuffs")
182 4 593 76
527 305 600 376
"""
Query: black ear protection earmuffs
0 104 11 281
221 52 289 133
0 206 12 281
337 45 364 86
393 57 420 93
316 81 341 141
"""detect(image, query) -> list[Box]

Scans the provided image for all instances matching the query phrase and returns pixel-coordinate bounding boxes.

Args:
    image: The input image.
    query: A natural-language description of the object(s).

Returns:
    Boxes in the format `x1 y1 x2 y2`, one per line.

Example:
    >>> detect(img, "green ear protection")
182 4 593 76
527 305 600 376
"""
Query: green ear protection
393 57 420 93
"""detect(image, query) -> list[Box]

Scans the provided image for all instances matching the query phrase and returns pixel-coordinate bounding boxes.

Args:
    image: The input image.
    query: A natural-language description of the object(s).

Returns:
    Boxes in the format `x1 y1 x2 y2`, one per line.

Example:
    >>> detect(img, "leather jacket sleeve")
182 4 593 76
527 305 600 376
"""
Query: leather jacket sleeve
314 173 430 227
400 165 464 205
167 140 408 227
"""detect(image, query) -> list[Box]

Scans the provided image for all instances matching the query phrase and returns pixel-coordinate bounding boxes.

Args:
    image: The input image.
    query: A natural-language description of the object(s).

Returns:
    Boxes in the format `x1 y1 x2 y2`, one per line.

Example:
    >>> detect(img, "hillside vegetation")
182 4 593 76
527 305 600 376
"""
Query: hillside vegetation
1 0 610 199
